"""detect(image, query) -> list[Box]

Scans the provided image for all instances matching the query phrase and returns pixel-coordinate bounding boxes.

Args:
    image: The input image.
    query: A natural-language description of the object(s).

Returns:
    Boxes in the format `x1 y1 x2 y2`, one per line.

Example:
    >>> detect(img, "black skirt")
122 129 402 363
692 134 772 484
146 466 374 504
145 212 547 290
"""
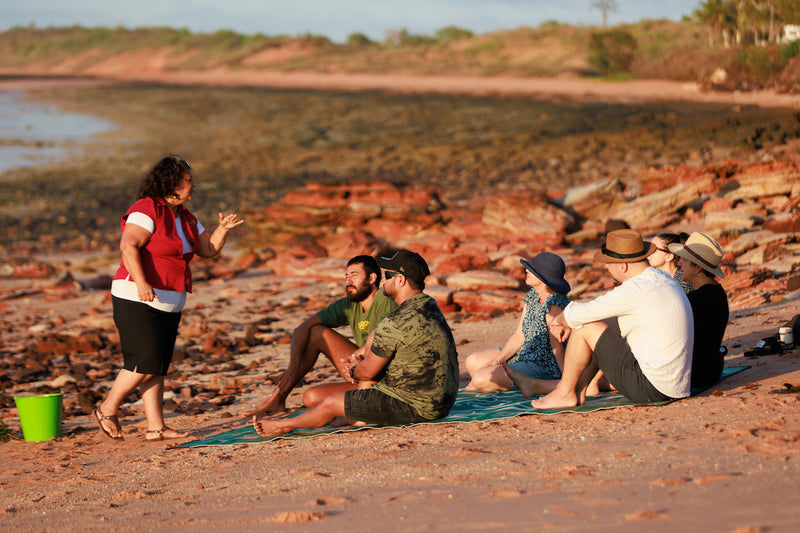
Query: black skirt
112 296 181 376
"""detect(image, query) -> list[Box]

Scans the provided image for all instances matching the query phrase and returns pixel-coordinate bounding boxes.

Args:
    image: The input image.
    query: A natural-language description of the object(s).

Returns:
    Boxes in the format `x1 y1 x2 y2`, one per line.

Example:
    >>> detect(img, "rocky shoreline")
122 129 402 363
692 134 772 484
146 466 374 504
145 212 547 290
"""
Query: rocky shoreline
2 152 798 422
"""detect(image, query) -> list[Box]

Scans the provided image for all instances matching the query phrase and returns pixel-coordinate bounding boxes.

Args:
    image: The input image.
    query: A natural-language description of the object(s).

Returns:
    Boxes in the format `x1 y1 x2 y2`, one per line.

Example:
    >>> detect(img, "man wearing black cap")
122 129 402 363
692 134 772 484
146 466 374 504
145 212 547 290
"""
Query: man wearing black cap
530 229 694 409
253 249 459 437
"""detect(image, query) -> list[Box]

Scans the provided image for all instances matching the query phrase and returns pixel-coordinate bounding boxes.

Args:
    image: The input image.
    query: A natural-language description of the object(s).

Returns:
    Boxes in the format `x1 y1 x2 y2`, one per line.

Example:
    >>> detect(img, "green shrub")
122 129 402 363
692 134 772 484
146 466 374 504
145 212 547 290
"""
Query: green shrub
780 41 800 66
347 32 373 46
297 32 331 46
588 29 638 74
434 25 474 43
735 46 781 80
463 39 506 56
384 28 434 47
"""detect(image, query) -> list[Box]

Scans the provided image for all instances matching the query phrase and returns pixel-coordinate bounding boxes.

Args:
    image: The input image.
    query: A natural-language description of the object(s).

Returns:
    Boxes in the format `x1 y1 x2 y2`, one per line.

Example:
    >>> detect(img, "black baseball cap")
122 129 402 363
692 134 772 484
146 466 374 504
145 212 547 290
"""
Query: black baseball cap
377 249 430 284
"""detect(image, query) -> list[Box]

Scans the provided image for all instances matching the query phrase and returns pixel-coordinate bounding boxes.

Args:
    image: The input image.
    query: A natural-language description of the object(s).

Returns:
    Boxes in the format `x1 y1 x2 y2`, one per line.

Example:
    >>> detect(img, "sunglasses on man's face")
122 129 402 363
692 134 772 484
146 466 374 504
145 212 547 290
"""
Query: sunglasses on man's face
384 270 401 280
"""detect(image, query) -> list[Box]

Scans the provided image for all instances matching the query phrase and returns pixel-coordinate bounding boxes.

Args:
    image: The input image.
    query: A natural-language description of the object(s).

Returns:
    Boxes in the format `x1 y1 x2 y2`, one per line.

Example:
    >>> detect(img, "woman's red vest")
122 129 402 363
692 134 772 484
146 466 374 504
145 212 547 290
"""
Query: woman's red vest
113 197 200 293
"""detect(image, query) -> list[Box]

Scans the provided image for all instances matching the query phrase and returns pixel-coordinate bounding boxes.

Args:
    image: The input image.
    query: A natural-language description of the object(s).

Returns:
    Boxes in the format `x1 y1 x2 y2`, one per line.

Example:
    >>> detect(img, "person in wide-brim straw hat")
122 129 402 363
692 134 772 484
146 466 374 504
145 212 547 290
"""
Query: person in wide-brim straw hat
668 232 725 278
669 232 729 389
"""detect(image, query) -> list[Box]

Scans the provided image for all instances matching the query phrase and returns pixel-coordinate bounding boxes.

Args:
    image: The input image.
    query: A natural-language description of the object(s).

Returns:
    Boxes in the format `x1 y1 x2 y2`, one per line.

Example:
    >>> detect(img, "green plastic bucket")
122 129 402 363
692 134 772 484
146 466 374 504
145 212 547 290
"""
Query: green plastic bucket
13 392 63 441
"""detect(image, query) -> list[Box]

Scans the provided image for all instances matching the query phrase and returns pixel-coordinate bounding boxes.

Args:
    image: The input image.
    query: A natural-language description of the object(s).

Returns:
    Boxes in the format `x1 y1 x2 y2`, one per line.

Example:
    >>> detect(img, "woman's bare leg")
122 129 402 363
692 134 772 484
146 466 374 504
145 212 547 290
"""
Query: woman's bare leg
140 374 186 439
501 361 559 398
464 348 502 390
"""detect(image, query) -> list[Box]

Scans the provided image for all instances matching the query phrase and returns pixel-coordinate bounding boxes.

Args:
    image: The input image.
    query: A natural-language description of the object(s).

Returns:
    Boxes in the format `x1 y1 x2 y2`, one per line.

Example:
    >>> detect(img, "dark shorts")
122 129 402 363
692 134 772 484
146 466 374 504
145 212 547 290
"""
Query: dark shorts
113 296 181 376
593 328 672 404
344 388 428 426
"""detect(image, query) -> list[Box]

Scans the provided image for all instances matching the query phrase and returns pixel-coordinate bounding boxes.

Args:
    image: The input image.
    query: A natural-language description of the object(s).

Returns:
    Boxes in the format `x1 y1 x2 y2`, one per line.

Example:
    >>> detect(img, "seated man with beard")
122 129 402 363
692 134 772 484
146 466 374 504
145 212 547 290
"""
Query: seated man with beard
244 255 398 417
253 249 460 437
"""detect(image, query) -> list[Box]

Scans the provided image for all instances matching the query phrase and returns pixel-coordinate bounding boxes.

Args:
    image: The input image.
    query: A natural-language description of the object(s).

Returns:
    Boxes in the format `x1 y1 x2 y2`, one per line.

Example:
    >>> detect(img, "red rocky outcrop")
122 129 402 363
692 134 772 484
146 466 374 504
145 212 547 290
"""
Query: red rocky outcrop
2 155 800 421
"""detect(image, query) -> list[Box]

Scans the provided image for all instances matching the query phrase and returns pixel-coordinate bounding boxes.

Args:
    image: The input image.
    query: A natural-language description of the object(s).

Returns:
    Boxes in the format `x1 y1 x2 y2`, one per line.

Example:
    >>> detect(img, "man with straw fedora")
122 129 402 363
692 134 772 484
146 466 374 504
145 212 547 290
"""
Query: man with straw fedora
531 229 694 409
669 232 729 389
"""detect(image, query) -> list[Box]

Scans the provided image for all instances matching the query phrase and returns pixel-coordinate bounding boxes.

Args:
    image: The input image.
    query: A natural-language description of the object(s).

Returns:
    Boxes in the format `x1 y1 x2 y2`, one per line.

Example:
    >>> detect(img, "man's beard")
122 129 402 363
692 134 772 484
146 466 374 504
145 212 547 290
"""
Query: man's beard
346 281 373 303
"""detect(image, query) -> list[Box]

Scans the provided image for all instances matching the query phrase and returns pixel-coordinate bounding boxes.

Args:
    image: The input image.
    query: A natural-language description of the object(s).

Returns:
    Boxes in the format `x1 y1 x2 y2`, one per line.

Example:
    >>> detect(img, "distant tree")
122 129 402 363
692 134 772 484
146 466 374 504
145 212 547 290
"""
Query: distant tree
777 0 800 24
694 0 738 47
347 32 373 46
742 0 780 44
434 25 474 43
384 28 433 46
591 0 619 27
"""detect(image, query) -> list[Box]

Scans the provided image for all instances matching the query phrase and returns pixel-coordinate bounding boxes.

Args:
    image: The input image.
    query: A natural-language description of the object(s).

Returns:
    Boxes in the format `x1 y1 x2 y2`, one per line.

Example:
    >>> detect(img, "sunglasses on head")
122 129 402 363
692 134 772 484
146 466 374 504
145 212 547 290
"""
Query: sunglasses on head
384 270 401 279
170 155 191 169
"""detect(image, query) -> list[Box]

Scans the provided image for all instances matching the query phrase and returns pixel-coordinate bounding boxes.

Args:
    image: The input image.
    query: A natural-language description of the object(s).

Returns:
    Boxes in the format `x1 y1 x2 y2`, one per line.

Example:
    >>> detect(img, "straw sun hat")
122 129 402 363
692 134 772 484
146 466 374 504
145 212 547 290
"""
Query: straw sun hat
593 229 656 264
668 232 725 278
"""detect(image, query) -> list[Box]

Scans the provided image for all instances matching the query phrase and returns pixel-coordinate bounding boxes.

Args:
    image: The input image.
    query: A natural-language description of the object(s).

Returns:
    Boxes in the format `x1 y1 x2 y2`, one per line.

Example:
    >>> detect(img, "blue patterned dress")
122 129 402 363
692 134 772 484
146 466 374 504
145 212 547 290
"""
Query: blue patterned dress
507 290 570 380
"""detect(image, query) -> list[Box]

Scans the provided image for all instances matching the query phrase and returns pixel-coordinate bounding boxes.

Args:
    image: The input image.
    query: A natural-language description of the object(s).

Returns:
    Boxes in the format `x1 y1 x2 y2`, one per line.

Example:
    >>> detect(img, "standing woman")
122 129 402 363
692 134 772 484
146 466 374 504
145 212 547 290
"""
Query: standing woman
94 155 244 441
464 252 570 393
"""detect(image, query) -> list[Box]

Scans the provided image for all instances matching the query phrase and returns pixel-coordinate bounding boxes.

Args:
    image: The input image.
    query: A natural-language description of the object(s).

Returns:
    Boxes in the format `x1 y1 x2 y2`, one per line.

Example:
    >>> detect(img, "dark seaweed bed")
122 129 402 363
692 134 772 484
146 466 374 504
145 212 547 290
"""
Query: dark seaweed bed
2 82 798 253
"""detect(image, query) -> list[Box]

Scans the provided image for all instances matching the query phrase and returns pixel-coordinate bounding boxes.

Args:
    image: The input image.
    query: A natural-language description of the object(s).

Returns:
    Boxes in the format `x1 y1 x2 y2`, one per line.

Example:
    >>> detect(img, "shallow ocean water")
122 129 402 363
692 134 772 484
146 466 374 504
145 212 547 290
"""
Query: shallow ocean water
0 90 116 173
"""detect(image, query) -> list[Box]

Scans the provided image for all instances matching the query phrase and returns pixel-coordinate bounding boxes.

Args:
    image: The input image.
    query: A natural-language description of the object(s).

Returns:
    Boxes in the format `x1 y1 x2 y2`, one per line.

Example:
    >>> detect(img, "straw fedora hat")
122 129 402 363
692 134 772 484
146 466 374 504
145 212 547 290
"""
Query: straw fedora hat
668 232 725 278
593 229 655 264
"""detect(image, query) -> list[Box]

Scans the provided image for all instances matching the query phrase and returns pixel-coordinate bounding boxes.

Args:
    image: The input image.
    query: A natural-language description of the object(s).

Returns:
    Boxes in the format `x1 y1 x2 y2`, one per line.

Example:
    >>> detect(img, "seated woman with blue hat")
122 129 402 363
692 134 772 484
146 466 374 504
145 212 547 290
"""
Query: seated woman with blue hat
464 252 570 394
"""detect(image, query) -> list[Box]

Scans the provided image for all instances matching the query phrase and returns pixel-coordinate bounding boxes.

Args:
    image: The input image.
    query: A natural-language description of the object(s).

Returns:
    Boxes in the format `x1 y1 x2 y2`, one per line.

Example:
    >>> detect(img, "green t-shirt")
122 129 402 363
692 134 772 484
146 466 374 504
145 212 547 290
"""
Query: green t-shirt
316 289 398 347
371 293 459 420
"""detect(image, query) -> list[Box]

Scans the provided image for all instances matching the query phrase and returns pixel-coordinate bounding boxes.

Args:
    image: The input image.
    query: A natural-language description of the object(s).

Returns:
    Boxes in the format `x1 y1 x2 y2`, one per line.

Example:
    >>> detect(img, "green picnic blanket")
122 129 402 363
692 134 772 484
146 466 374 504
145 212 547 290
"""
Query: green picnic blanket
179 365 748 448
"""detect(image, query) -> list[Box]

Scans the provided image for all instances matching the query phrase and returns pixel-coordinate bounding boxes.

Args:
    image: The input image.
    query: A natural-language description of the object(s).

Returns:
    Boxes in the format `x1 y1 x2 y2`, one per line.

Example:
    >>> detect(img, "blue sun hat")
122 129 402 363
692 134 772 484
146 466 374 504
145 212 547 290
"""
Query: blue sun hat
520 252 570 293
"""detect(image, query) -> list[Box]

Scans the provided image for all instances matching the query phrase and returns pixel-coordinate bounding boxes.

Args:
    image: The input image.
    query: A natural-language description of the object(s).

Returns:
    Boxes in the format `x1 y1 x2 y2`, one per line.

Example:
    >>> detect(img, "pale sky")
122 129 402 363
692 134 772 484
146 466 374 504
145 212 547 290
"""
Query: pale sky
1 1 703 43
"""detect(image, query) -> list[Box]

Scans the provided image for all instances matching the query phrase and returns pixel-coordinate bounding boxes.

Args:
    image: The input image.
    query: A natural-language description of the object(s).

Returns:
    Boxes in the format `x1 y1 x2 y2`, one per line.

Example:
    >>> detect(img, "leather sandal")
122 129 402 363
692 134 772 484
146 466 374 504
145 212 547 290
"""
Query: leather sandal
93 408 124 441
145 426 186 441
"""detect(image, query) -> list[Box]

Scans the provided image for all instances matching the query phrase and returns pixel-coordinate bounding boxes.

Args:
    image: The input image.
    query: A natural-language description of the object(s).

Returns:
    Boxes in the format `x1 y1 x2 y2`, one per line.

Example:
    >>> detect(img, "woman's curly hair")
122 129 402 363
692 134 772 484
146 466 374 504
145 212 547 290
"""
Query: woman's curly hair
137 155 191 199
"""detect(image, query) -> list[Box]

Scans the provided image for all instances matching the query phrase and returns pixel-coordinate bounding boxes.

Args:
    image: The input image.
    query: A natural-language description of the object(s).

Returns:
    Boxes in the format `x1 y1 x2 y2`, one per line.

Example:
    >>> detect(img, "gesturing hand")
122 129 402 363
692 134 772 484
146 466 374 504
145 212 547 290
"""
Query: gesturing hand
217 212 244 230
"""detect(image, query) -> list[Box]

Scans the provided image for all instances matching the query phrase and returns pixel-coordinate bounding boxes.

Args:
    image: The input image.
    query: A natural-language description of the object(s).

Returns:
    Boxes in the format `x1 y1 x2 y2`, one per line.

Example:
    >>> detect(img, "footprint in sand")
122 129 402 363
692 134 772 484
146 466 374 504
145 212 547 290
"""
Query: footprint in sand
621 509 668 521
268 510 327 523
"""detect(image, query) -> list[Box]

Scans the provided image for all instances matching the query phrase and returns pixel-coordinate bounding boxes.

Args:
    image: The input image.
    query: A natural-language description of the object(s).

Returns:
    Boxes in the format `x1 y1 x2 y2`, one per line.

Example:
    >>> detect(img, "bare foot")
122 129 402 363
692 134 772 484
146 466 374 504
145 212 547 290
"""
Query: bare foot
501 361 544 398
329 417 368 428
530 389 579 410
242 397 286 418
252 416 292 438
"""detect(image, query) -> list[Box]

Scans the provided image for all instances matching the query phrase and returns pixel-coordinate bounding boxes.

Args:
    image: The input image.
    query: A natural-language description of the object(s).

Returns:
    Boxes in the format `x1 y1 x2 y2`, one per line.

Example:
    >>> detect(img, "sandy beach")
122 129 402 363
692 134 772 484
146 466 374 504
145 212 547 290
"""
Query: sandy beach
2 260 799 532
1 72 800 532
